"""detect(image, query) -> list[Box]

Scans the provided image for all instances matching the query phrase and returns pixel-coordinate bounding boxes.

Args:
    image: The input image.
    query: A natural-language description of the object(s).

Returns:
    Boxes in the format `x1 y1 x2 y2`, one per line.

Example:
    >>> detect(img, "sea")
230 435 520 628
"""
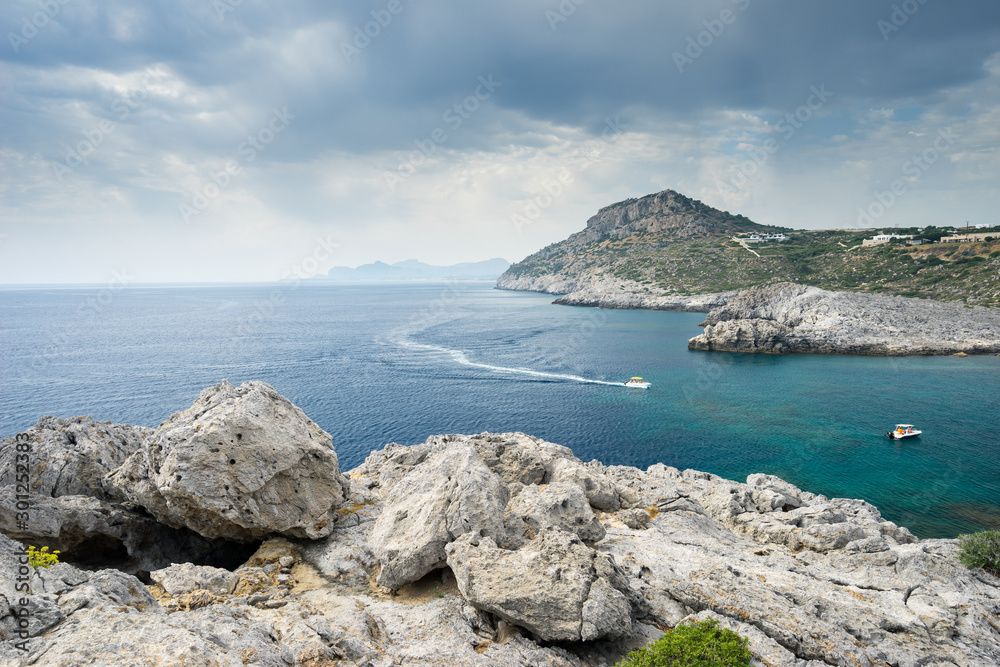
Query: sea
2 281 998 539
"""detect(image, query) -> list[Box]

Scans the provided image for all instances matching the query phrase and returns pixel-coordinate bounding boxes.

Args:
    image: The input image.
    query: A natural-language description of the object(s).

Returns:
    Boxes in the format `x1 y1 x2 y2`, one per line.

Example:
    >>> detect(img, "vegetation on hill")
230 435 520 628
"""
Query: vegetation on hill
502 191 1000 307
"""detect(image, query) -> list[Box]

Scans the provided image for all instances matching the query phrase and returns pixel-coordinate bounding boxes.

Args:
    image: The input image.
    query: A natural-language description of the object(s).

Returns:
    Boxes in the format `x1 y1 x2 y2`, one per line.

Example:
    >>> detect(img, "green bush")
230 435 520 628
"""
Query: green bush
957 530 1000 576
615 618 751 667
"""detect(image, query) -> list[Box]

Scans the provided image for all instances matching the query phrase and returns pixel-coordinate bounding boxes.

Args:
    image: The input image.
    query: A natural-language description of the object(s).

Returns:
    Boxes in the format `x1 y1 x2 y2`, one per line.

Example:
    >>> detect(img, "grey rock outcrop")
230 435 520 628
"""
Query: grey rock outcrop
368 443 508 590
554 285 735 312
150 563 238 596
446 528 635 642
4 400 1000 665
689 282 1000 355
505 481 605 544
0 418 236 572
0 416 151 499
108 380 350 541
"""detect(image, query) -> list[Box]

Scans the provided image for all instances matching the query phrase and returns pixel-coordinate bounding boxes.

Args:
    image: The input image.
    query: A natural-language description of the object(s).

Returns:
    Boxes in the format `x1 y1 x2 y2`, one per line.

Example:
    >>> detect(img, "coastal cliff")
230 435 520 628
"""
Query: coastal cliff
496 189 777 310
688 282 1000 355
497 188 1000 308
2 382 999 666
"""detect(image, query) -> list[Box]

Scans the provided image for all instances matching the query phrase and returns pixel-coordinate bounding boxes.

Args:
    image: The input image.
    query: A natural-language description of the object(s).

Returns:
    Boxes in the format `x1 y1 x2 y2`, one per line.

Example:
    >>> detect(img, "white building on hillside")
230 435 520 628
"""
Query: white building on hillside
862 232 912 247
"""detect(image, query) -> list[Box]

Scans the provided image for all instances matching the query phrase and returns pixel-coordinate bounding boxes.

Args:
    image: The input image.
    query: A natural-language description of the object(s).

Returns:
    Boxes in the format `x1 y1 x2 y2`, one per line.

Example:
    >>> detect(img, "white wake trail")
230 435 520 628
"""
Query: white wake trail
395 338 623 386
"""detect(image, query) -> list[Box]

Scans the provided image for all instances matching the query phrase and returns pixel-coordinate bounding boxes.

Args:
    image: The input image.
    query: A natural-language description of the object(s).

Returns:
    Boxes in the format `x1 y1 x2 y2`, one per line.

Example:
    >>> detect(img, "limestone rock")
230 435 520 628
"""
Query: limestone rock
554 286 735 312
504 481 605 544
108 380 349 541
446 529 635 642
150 563 238 596
6 427 1000 666
369 443 507 590
689 282 1000 355
0 416 152 500
550 458 623 511
0 488 244 573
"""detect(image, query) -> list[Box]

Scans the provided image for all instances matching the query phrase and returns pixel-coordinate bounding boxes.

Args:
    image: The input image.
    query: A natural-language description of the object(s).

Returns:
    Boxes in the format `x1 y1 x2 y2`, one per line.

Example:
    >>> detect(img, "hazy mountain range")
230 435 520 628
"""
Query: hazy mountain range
313 258 510 282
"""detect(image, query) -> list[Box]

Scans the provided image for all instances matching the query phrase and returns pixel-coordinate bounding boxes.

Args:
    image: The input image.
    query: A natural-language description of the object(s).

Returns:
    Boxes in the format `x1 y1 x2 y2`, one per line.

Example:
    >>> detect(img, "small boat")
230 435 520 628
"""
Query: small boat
624 377 651 389
887 424 921 440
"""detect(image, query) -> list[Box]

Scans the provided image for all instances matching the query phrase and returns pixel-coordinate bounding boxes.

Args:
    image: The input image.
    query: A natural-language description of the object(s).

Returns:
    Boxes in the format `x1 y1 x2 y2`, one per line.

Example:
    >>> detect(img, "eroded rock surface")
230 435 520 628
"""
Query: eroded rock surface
368 443 508 590
446 528 635 642
689 282 1000 355
109 380 350 541
3 402 999 665
0 418 237 572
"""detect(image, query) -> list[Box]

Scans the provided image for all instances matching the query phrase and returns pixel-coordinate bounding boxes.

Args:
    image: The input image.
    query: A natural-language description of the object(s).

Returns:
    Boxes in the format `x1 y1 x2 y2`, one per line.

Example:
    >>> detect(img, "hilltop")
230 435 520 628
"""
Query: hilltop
497 189 1000 308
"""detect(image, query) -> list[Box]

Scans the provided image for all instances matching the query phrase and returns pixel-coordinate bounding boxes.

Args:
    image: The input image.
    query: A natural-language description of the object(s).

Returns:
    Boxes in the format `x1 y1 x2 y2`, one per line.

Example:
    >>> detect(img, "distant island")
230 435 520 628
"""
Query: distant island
313 258 510 282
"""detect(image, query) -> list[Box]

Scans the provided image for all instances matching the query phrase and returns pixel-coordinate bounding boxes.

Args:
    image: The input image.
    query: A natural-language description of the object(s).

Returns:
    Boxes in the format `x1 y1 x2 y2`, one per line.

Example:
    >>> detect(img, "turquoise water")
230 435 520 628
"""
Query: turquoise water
2 282 998 538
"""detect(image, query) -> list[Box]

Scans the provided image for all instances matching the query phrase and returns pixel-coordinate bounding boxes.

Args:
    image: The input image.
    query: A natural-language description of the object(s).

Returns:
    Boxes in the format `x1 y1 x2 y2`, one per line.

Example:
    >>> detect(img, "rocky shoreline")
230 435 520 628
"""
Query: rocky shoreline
2 381 999 665
495 274 734 312
688 282 1000 356
497 276 1000 356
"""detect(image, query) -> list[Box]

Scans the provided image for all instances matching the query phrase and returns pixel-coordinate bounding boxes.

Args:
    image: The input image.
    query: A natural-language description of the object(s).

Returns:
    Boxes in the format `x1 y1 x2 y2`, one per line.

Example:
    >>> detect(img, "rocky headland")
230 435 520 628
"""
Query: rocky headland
2 381 1000 666
497 188 1000 309
688 282 1000 356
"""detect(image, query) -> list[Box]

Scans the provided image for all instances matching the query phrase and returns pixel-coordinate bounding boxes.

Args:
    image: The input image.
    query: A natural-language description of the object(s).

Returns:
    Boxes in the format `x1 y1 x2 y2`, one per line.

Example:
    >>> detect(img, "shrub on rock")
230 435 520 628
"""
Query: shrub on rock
958 530 1000 576
615 618 751 667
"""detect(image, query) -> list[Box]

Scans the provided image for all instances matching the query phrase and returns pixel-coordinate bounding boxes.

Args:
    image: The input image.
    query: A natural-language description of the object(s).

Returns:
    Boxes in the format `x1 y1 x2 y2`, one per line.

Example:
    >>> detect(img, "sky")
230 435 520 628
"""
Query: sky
1 0 999 283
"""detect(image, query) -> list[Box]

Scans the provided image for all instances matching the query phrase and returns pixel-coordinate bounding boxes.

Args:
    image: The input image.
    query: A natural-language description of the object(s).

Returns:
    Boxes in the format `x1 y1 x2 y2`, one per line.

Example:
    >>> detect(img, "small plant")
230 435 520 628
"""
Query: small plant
957 530 1000 576
28 545 61 569
615 617 751 667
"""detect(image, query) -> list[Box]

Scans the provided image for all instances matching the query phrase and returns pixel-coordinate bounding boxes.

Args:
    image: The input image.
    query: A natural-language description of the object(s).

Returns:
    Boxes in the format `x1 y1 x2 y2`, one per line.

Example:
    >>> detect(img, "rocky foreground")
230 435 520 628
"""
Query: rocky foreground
2 381 1000 666
688 283 1000 356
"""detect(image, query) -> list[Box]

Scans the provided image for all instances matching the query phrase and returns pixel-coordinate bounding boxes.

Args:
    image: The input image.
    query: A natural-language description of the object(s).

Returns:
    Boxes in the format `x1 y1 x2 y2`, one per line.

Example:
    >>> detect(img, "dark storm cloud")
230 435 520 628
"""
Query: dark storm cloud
4 0 999 161
1 0 999 283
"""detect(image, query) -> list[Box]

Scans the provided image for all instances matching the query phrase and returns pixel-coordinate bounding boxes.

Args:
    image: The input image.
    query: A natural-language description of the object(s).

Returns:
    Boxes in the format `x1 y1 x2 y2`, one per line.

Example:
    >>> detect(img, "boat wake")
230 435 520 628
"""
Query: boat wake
394 338 623 386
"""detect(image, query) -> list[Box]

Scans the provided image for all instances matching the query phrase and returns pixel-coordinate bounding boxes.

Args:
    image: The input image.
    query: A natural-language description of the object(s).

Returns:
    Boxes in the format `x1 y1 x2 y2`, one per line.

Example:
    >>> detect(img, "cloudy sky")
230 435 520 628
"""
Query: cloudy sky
2 0 999 283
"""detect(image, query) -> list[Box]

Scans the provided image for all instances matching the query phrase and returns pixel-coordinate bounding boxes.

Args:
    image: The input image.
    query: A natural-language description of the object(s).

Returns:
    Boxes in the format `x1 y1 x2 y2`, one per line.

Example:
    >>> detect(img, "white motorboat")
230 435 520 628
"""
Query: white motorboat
887 424 921 440
624 377 651 389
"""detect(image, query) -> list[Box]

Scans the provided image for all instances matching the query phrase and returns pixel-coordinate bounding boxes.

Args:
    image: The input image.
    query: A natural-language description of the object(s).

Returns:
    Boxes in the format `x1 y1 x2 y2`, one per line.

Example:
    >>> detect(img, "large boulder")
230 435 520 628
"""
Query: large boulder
108 380 349 541
446 528 636 642
0 418 232 572
369 443 508 590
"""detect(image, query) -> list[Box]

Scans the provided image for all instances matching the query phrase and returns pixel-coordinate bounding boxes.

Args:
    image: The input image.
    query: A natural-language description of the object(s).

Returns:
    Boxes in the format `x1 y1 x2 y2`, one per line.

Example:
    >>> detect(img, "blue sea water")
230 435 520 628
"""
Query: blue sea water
2 281 998 539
